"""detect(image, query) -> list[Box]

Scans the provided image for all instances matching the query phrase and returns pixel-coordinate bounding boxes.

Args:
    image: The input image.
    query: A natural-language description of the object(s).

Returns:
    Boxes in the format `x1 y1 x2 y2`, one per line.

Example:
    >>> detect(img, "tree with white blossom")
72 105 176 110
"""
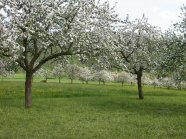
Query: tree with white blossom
65 64 80 84
151 78 160 88
52 63 65 83
158 6 186 78
114 16 160 99
142 73 153 86
160 77 175 89
79 67 92 84
0 0 117 107
172 65 186 89
115 71 131 86
93 70 113 85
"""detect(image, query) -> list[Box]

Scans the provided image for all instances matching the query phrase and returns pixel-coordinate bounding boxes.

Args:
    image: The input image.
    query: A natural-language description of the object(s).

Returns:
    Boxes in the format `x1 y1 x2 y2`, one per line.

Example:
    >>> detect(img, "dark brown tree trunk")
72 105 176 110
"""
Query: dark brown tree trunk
137 69 144 100
71 79 73 84
25 72 33 108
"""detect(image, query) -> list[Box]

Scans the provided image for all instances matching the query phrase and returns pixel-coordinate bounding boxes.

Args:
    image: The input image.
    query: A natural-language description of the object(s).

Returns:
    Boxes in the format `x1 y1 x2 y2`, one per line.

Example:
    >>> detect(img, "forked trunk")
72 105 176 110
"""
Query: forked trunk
25 72 33 108
137 69 144 100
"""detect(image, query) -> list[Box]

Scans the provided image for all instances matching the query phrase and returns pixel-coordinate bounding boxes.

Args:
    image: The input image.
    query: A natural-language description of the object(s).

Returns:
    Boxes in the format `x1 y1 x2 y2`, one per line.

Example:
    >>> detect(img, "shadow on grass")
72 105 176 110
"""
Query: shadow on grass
1 81 186 115
1 93 186 118
88 96 186 117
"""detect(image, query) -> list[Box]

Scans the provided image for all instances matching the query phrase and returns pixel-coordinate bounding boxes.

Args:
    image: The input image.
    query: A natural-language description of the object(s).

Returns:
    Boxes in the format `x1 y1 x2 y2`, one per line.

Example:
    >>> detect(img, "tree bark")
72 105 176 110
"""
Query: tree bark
137 69 144 100
71 79 73 84
25 72 33 108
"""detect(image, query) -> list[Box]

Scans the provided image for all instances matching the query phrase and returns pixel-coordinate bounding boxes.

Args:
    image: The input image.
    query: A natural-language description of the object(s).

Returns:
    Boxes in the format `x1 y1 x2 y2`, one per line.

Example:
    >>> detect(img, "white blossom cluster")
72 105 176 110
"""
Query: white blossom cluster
0 60 15 78
113 16 160 73
0 0 118 74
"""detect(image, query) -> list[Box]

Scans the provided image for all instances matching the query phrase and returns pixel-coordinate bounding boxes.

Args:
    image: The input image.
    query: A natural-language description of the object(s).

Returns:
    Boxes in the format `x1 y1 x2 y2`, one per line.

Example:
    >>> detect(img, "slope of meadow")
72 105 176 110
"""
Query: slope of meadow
0 76 186 139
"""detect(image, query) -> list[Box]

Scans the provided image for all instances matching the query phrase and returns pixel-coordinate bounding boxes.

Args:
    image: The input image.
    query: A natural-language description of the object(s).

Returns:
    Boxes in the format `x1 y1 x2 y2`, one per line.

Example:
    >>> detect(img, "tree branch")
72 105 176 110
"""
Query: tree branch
33 51 73 73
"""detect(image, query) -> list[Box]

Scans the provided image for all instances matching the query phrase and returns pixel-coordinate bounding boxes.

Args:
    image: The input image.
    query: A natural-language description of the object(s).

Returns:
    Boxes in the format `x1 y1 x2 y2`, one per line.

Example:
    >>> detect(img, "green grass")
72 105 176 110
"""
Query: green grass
0 78 186 139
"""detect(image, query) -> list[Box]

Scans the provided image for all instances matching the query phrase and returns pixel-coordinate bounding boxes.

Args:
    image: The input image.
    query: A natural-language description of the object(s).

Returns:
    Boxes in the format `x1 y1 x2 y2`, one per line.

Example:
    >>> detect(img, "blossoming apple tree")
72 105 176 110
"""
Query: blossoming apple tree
114 16 160 99
0 0 117 107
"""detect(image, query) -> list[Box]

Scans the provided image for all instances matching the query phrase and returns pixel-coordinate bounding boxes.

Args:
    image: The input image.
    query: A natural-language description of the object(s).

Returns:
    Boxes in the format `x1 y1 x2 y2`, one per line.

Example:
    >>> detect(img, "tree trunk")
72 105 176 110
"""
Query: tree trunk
122 82 124 87
137 69 144 100
25 72 33 108
59 77 61 83
177 82 181 90
71 79 73 84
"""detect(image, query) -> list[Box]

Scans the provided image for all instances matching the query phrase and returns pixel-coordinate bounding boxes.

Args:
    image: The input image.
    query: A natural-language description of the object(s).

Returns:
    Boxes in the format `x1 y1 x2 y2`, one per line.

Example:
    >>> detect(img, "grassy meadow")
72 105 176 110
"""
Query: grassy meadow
0 74 186 139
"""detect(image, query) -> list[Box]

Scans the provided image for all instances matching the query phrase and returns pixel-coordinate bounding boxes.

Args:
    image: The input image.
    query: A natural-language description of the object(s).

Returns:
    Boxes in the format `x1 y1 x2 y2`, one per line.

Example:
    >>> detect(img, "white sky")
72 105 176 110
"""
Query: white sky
1 1 185 31
107 0 186 31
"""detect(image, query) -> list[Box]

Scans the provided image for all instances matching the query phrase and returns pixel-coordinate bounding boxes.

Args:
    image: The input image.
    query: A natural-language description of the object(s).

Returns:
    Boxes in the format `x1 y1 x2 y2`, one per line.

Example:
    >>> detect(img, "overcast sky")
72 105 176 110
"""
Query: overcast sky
1 1 185 31
106 0 186 31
